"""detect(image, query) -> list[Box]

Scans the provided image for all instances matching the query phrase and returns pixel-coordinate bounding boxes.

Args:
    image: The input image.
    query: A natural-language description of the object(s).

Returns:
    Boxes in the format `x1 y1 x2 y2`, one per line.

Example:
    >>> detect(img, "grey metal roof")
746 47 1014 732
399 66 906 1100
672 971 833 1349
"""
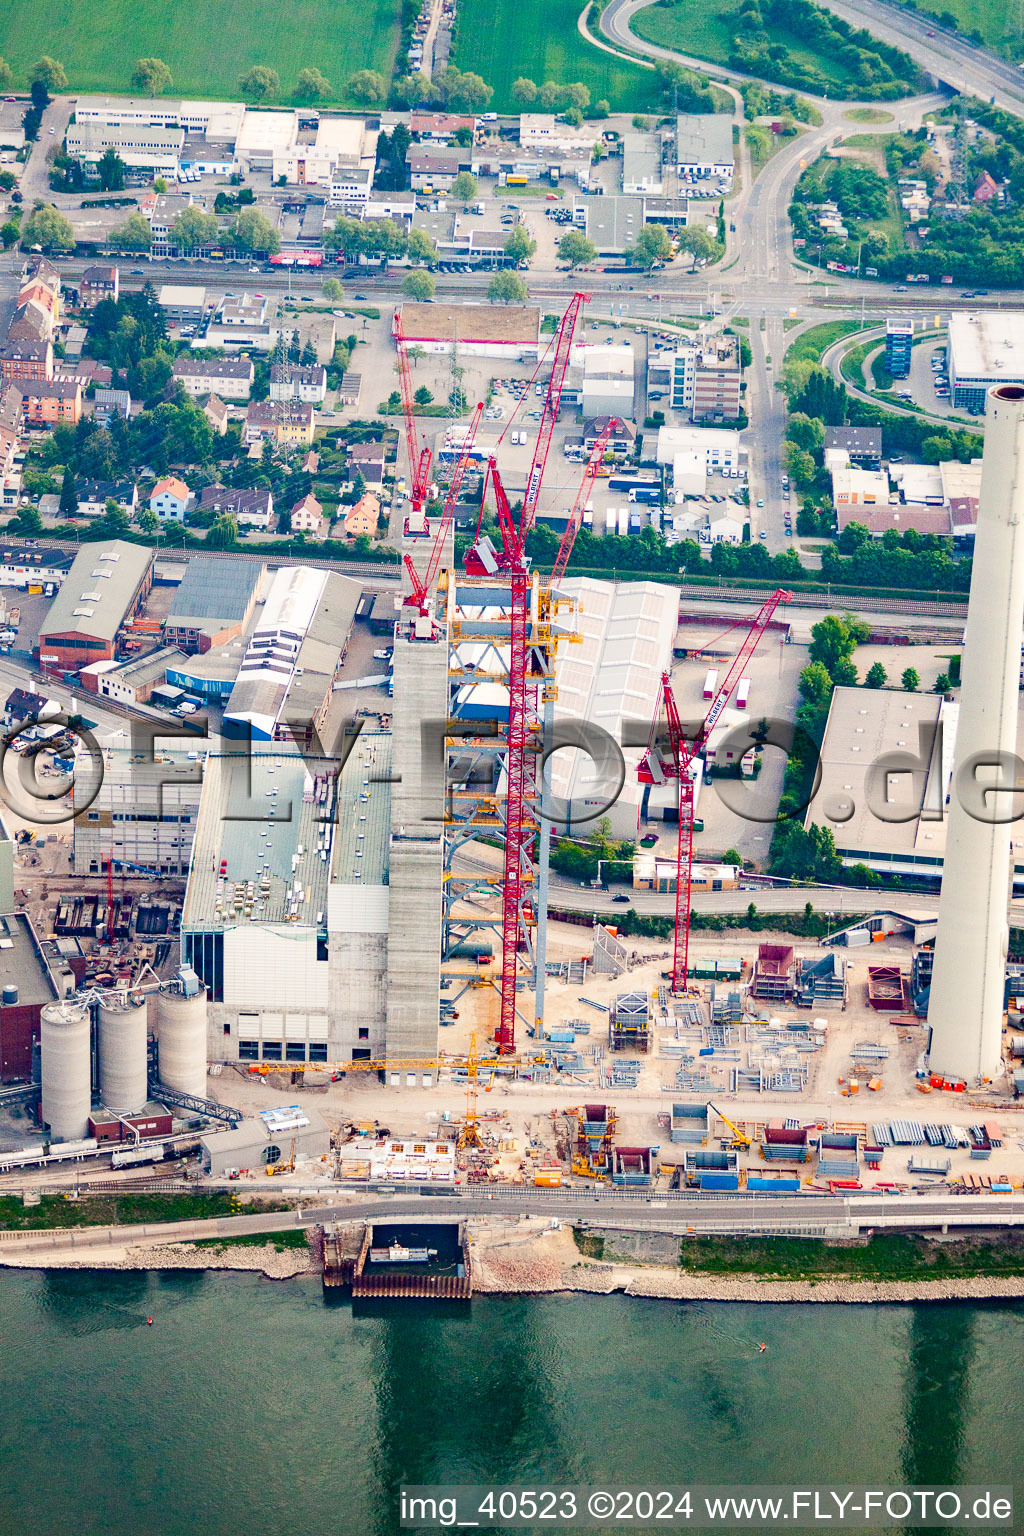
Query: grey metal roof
168 556 264 629
40 539 152 645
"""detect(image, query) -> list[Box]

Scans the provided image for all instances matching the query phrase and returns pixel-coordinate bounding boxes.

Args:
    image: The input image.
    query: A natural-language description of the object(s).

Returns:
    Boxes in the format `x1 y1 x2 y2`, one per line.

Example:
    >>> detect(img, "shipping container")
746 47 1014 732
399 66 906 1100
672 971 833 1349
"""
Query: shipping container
702 668 719 700
735 677 750 710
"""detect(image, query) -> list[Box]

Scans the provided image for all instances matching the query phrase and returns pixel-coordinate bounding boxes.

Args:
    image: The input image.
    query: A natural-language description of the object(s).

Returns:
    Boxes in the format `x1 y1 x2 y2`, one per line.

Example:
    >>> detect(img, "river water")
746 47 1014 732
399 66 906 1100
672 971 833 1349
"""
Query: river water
0 1271 1020 1536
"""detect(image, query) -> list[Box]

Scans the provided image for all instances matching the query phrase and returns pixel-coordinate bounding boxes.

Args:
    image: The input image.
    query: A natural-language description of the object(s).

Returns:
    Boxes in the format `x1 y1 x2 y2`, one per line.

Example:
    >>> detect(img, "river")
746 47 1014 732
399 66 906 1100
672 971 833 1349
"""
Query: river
0 1271 1020 1536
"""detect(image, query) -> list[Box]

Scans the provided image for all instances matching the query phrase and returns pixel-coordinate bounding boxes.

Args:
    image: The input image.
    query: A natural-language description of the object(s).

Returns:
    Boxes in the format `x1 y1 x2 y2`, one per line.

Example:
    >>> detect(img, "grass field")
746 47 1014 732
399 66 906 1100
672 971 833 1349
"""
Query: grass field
0 0 401 102
843 106 894 123
917 0 1023 58
454 0 664 113
785 319 865 363
629 2 862 94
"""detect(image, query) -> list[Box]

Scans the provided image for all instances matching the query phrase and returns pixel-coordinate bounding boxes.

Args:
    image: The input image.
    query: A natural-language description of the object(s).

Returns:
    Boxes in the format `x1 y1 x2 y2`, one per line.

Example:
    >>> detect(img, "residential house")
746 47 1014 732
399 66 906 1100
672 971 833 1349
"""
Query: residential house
343 493 380 537
150 475 192 523
290 492 324 536
79 265 120 308
199 483 275 530
407 144 472 191
582 417 635 454
202 394 229 436
347 440 386 488
0 339 53 384
269 363 328 404
76 479 138 518
243 399 315 448
20 380 83 426
301 450 319 475
0 546 74 589
973 171 1001 204
824 426 882 470
410 110 477 141
92 388 132 424
171 355 254 401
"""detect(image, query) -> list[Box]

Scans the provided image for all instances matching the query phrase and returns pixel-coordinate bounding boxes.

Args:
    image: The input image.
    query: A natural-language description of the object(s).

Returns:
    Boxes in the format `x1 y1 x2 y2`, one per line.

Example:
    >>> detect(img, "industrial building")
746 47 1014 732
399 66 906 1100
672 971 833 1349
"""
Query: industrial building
72 746 206 876
37 539 153 672
547 579 678 838
0 912 64 1081
394 303 542 361
163 556 263 654
581 344 635 421
200 1104 330 1175
221 564 359 743
947 311 1024 411
655 424 741 473
79 645 186 705
675 114 734 190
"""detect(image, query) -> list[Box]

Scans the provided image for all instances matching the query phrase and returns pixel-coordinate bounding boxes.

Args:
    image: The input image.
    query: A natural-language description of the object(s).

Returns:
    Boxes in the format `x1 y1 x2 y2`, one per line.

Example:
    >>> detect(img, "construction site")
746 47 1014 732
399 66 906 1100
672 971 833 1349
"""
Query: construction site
3 316 1024 1230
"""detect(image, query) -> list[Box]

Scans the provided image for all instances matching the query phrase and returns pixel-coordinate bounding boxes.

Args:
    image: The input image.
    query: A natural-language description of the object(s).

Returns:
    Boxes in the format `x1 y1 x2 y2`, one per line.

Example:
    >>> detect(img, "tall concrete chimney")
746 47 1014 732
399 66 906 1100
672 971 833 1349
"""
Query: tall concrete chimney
927 384 1024 1083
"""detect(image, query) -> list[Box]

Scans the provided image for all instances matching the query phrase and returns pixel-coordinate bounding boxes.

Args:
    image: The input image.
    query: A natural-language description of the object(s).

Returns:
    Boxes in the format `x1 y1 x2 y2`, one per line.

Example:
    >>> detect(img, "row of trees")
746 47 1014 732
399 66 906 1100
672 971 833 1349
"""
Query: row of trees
723 0 924 97
390 64 493 111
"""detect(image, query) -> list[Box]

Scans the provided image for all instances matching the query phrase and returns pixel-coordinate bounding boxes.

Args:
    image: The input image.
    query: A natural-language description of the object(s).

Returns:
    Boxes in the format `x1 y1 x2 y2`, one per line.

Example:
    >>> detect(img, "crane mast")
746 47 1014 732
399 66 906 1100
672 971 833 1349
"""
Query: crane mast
393 310 433 522
403 401 484 614
548 418 617 589
638 588 791 991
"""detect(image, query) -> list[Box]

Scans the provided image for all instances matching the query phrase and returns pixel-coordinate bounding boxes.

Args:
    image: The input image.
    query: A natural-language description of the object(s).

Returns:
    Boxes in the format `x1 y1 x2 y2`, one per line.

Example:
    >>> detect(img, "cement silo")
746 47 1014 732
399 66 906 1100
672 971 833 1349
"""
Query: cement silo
40 1002 92 1141
155 985 208 1097
98 996 149 1114
927 384 1024 1083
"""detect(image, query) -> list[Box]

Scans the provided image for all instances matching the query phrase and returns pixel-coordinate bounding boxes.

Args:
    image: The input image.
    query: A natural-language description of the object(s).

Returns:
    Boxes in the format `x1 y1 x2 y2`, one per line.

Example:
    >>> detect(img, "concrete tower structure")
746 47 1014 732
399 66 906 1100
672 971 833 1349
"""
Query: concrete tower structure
927 385 1024 1082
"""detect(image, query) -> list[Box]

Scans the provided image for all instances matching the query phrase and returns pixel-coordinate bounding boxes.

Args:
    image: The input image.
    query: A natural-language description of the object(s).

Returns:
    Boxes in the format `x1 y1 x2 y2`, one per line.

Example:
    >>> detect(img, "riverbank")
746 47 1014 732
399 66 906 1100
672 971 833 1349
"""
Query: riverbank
8 1220 1024 1300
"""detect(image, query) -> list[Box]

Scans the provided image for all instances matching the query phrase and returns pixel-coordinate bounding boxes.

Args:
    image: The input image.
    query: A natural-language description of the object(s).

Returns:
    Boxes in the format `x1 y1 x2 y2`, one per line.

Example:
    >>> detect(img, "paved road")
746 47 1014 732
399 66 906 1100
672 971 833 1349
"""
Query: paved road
3 1188 1022 1249
821 327 984 433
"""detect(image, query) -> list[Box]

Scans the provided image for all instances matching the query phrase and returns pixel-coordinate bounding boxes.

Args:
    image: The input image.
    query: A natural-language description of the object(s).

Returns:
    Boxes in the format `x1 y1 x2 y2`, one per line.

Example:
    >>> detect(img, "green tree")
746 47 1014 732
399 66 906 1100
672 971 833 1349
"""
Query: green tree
295 67 331 102
488 271 529 304
58 466 78 516
130 57 172 96
20 204 75 254
809 613 868 673
413 385 434 406
406 226 439 266
153 176 168 194
322 215 364 258
0 59 12 92
437 67 492 111
784 441 817 490
206 513 238 548
934 672 951 694
31 57 68 91
563 82 590 111
627 222 672 269
512 77 538 104
787 411 825 453
901 666 920 692
229 206 281 255
321 276 344 302
137 507 158 534
402 269 435 300
675 226 719 264
97 148 127 191
13 505 43 535
345 69 387 104
558 229 596 270
110 213 153 252
503 226 536 265
238 65 280 102
0 222 19 251
798 660 833 711
359 217 407 268
632 113 650 129
450 170 478 202
171 206 219 252
865 661 887 688
592 99 610 118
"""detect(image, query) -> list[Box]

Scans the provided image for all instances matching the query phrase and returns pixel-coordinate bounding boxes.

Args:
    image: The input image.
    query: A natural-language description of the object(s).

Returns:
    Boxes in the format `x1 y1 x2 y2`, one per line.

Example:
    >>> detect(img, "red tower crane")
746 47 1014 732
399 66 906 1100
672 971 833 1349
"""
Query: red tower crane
393 310 433 523
548 417 617 589
518 290 590 542
403 401 484 614
460 292 591 1054
638 588 791 992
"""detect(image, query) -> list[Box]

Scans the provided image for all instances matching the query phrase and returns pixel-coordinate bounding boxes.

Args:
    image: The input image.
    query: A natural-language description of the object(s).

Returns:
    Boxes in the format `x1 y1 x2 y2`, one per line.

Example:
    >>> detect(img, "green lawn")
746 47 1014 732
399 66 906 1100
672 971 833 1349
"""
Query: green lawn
0 0 401 101
919 0 1024 59
842 106 894 123
785 319 864 363
454 0 664 112
630 2 861 93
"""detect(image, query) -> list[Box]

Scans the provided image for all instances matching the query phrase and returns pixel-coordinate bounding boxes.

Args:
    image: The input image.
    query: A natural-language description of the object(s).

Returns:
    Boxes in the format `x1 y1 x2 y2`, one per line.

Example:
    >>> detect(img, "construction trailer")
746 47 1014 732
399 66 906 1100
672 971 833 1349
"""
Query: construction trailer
610 1145 658 1185
609 990 651 1054
750 943 795 1003
867 965 909 1012
670 1102 709 1143
794 952 847 1008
